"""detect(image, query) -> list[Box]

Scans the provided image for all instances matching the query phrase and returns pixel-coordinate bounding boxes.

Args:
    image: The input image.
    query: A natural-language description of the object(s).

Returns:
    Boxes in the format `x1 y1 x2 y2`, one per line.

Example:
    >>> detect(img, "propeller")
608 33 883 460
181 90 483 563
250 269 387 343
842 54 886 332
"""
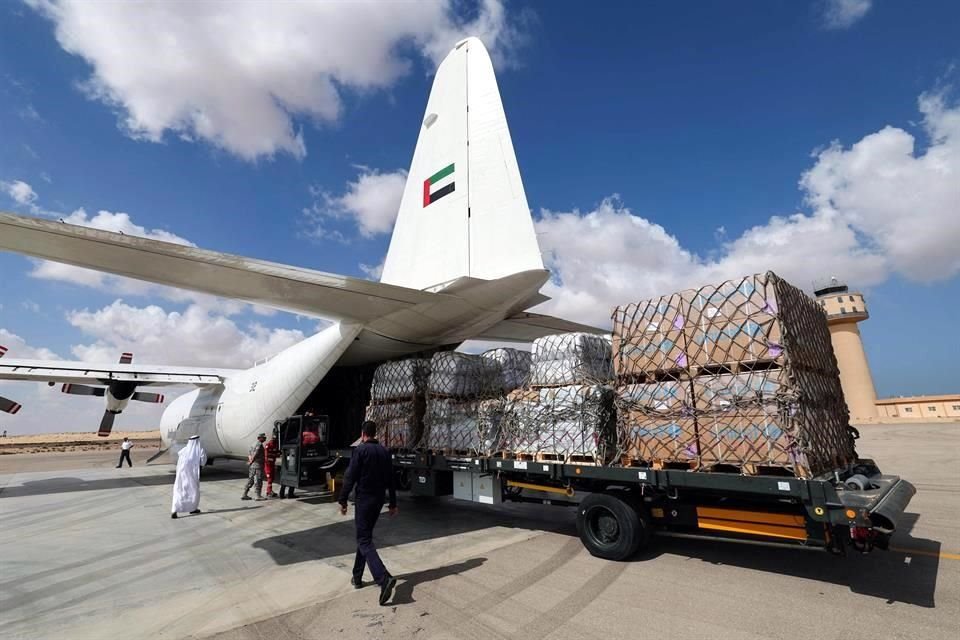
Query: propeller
62 383 107 397
119 352 133 365
132 391 165 404
0 345 22 414
0 396 22 415
98 411 117 437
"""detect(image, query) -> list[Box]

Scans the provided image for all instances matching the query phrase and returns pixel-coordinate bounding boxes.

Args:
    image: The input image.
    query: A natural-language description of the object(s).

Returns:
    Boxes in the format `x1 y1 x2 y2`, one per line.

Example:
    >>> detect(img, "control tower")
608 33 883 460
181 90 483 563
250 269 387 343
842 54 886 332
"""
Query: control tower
814 277 877 423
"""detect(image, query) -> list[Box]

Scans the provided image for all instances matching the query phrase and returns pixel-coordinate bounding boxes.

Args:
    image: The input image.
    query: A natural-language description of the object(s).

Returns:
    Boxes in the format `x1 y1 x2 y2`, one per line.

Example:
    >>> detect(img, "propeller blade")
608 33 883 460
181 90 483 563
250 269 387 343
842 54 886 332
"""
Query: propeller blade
97 411 116 437
0 345 8 358
132 391 164 404
0 396 22 415
62 383 107 397
146 446 170 464
119 352 133 365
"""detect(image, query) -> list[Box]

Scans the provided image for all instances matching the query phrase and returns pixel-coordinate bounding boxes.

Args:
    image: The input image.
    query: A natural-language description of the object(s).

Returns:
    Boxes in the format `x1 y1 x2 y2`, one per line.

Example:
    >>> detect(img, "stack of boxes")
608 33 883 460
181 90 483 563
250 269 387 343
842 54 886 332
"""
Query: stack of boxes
498 333 616 462
613 272 856 477
364 359 429 449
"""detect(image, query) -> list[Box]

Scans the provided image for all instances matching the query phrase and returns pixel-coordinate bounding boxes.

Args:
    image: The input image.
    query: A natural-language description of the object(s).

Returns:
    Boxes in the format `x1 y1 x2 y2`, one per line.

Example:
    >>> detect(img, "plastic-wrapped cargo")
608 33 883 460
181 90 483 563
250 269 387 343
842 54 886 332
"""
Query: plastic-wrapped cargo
422 352 501 452
481 348 532 392
364 400 424 450
366 358 429 449
369 358 430 402
499 385 616 462
427 352 499 397
529 333 613 387
612 272 856 477
423 398 484 452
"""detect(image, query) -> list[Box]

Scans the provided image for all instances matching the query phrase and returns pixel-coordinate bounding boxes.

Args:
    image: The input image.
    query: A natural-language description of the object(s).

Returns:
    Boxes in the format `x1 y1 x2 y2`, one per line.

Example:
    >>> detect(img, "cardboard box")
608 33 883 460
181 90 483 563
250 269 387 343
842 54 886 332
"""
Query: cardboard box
685 313 784 368
619 411 698 464
613 293 690 377
692 369 788 412
697 409 795 469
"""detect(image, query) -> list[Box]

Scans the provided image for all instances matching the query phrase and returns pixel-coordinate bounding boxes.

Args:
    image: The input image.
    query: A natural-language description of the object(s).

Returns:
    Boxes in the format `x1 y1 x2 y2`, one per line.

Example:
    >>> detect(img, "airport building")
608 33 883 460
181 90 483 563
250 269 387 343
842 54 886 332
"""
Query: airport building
813 277 959 424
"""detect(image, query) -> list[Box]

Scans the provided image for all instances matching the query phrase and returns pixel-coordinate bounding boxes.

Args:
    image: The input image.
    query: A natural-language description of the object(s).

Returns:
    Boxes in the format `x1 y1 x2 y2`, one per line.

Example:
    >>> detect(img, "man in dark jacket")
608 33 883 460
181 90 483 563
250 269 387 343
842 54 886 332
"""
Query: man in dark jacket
339 420 398 606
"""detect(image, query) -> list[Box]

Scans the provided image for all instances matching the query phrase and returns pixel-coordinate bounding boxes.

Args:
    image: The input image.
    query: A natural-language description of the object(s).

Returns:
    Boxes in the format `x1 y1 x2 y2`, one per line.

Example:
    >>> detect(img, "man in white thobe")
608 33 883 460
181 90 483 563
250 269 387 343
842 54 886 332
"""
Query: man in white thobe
171 435 206 519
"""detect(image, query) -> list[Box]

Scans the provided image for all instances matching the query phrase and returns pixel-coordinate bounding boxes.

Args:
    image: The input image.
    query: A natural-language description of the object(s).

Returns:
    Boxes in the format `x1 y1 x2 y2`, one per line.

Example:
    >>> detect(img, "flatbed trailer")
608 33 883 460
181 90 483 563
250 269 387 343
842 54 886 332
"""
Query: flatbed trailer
362 450 917 561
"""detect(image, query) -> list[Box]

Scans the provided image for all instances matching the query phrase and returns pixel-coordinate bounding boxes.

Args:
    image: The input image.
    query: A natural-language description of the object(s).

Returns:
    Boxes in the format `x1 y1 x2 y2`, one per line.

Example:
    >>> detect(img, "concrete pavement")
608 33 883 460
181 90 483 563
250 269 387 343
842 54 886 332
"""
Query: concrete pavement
0 422 957 640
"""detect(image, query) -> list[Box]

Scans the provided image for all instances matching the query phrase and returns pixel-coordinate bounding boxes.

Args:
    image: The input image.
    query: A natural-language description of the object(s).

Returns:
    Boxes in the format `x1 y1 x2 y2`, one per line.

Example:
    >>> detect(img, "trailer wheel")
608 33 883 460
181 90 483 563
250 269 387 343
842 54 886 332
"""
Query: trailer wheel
576 492 646 560
395 468 412 491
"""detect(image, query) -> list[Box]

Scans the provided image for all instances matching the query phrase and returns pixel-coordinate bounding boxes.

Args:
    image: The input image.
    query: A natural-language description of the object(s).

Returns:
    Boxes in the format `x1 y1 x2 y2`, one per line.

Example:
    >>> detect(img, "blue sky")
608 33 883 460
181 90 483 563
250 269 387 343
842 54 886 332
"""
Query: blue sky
1 0 959 433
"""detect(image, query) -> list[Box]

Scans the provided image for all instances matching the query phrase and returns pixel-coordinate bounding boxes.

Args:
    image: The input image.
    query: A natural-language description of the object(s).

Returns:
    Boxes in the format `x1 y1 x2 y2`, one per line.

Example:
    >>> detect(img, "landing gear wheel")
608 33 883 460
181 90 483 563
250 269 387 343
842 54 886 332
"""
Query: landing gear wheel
394 469 412 491
576 492 649 561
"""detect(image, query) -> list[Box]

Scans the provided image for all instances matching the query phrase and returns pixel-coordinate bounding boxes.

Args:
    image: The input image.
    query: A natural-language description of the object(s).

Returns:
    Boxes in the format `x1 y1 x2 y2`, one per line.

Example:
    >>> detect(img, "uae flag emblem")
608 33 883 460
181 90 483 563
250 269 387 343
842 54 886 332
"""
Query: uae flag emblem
423 163 455 207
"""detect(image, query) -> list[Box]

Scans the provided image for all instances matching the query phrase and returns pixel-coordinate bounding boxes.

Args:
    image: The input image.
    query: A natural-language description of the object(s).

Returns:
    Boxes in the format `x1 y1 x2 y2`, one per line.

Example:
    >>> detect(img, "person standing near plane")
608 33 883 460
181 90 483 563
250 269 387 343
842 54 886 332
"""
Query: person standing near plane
242 433 267 501
338 420 398 606
116 437 133 468
171 435 206 519
263 430 279 498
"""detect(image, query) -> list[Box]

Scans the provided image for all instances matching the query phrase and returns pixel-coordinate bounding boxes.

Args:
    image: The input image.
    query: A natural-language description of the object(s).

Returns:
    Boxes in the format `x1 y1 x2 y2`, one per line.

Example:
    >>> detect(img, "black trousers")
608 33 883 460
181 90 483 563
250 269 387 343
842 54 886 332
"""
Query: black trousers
352 498 388 584
117 450 132 467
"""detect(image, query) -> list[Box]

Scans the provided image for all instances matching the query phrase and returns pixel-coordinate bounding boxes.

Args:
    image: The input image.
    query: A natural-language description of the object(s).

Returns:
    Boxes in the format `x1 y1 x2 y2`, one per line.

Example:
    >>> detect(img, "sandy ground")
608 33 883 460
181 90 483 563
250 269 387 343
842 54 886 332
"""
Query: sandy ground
0 423 957 640
0 430 160 456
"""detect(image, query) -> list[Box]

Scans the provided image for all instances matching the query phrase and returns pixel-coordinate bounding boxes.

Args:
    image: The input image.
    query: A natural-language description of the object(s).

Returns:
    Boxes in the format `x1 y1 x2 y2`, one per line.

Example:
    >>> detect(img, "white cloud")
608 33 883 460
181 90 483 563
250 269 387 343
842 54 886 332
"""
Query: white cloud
821 0 872 29
0 328 60 361
67 300 305 369
359 261 385 281
1 179 39 208
536 90 960 327
306 167 407 239
27 0 528 161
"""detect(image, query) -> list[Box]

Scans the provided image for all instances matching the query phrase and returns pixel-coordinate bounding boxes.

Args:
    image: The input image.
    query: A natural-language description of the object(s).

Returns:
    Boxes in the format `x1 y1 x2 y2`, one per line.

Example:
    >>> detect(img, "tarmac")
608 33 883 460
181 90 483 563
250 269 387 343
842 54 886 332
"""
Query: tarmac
0 422 957 640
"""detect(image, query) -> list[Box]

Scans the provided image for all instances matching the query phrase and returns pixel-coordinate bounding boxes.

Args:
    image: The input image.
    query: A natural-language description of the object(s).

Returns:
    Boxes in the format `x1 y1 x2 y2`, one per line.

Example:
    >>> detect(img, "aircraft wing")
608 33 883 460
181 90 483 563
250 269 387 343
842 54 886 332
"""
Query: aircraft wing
0 212 447 321
0 358 238 386
472 312 608 342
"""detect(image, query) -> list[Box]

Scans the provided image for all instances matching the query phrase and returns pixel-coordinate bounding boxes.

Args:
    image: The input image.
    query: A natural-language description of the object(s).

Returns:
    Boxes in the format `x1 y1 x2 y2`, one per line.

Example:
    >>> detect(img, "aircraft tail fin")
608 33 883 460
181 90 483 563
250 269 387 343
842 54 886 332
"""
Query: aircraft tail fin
380 37 543 291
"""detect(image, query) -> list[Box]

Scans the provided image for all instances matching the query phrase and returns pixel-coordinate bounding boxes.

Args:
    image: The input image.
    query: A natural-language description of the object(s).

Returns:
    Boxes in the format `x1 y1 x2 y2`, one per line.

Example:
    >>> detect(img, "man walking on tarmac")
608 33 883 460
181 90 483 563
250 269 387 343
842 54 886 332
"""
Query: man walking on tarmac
338 420 398 606
242 433 267 501
116 437 133 468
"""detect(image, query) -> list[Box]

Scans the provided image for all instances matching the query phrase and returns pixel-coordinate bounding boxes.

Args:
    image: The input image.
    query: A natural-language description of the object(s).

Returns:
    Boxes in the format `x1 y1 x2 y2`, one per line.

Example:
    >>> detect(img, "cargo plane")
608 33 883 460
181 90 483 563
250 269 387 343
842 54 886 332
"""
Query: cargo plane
0 37 600 460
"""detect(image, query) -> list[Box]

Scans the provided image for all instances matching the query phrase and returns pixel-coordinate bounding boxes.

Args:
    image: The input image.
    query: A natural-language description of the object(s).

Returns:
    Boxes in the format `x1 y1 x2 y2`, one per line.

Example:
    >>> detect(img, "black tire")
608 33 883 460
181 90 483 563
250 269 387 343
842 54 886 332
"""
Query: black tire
576 492 648 561
394 468 412 491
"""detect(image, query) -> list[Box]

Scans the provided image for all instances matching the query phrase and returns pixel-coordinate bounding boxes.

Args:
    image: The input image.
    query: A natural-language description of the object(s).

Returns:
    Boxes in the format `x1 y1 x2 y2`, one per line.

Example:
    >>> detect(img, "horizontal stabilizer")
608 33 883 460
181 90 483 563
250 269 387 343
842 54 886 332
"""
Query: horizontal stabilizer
0 212 446 321
472 312 608 342
62 383 107 397
132 391 165 404
0 396 22 415
119 352 134 365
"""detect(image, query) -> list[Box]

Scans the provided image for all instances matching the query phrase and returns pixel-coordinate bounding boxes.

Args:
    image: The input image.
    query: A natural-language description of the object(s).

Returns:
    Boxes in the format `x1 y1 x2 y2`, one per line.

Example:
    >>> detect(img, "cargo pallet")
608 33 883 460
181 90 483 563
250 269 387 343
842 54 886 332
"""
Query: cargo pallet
380 450 915 561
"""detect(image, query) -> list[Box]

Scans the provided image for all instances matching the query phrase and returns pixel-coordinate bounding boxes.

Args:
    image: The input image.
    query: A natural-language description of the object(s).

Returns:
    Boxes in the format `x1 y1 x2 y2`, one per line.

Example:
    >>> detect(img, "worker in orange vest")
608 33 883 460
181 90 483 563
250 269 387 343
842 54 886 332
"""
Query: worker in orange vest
264 430 280 498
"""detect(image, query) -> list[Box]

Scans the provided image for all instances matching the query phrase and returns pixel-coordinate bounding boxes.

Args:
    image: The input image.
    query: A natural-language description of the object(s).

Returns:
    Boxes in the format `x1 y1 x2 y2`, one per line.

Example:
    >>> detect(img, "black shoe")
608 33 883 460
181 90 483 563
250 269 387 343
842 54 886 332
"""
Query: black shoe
190 509 201 514
378 576 397 606
241 495 252 501
116 466 121 468
351 576 363 589
171 513 178 519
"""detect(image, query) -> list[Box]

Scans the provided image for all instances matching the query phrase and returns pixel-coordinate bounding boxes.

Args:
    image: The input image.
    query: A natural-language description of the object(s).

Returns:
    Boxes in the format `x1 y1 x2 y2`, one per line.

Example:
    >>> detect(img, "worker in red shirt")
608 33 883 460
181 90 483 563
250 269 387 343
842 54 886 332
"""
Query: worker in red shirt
264 431 280 498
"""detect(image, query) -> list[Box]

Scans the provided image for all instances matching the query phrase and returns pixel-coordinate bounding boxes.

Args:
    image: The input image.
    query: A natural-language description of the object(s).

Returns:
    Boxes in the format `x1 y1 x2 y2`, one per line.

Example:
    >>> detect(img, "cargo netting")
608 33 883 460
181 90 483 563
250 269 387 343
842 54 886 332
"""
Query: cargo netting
365 359 429 449
612 272 856 477
488 333 617 463
422 351 516 453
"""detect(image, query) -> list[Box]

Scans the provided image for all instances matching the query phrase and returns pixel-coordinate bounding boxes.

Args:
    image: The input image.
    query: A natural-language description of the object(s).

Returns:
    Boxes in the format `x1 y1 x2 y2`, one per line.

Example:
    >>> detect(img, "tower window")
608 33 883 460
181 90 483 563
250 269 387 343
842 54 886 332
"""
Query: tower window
928 406 937 412
837 296 844 302
904 407 913 413
952 405 960 411
852 306 858 312
840 307 847 314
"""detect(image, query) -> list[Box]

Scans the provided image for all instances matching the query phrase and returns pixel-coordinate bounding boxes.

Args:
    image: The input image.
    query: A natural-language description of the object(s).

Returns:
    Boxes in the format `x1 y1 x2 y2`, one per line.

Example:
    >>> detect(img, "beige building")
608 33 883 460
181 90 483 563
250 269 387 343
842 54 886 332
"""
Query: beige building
814 278 878 423
813 277 958 424
876 395 960 420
